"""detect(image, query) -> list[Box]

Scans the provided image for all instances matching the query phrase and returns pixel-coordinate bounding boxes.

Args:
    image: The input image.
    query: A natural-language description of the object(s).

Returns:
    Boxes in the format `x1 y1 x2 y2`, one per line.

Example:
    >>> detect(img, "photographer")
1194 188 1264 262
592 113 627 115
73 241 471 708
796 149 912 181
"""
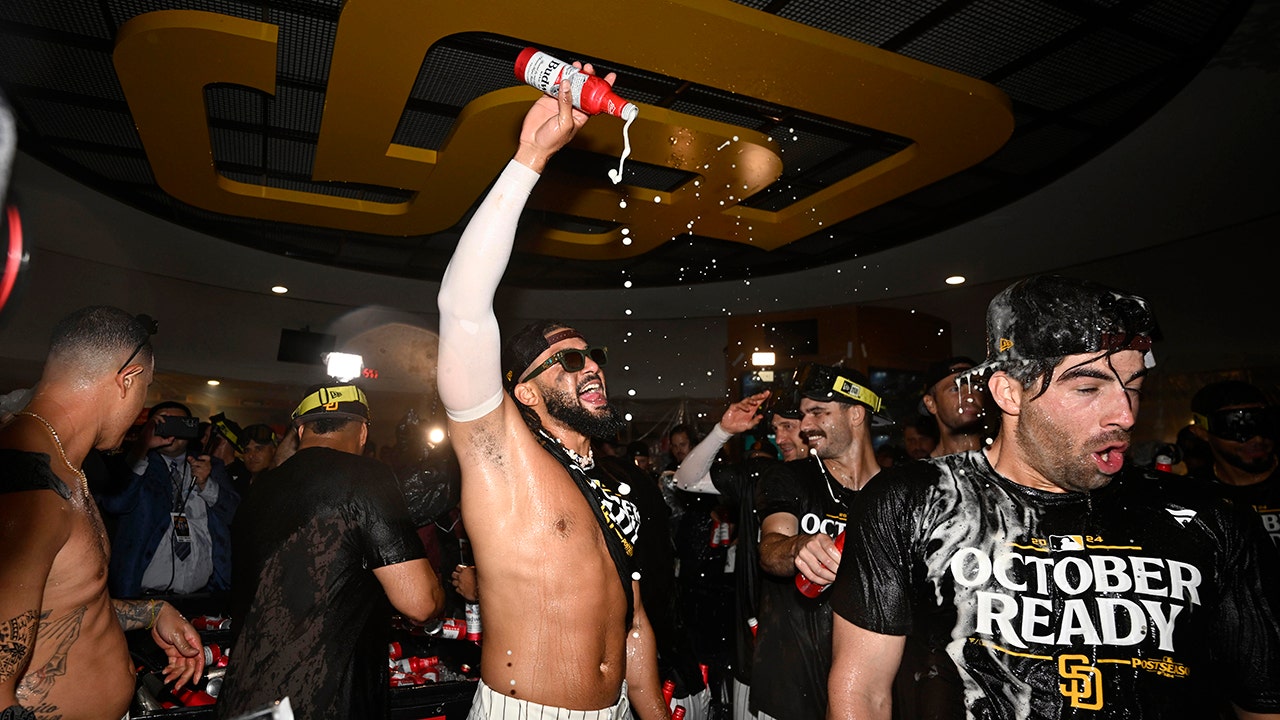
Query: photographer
98 401 240 597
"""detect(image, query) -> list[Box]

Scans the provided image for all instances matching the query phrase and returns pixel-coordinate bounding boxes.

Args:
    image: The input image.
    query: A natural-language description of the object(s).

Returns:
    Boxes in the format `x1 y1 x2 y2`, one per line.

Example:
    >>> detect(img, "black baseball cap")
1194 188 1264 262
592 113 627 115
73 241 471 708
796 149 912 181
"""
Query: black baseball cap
1191 380 1275 442
292 384 370 425
918 356 979 416
959 275 1157 383
795 363 892 427
240 423 278 447
923 356 978 392
1191 380 1268 415
501 320 583 390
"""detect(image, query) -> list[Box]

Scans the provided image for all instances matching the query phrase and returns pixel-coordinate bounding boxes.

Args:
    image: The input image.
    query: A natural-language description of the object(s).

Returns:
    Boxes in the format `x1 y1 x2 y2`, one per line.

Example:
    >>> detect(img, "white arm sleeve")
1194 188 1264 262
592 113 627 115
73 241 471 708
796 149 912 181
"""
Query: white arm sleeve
673 423 734 494
436 160 540 422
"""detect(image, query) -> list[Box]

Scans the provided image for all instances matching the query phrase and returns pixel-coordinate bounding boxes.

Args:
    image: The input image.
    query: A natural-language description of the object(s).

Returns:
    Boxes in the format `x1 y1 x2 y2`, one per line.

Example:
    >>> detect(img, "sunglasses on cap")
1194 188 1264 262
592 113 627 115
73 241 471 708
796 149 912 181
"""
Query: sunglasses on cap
520 346 608 383
116 313 159 375
1194 407 1278 443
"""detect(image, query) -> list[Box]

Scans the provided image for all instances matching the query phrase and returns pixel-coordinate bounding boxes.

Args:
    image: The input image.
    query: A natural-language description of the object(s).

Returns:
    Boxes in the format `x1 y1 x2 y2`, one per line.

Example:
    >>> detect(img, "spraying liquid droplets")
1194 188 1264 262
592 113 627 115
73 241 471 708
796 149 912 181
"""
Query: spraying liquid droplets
514 48 640 185
608 104 639 185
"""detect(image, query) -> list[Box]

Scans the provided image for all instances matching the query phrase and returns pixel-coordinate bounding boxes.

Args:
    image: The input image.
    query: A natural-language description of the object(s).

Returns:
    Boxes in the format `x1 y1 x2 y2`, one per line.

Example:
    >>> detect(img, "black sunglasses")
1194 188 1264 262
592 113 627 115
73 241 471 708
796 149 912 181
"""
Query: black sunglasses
1198 407 1278 443
520 346 608 383
117 313 158 375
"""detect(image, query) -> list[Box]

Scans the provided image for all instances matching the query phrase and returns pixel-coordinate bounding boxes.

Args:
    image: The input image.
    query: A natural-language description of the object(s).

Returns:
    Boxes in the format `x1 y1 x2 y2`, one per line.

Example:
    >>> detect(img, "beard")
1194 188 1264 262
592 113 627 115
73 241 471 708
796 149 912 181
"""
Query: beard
1015 402 1125 493
1219 440 1277 474
543 384 626 440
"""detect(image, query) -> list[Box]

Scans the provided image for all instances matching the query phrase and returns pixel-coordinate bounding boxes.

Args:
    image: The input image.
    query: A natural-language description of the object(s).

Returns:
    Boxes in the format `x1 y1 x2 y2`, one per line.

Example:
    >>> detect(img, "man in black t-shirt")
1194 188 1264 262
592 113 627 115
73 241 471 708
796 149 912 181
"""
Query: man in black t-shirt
1189 380 1280 549
828 275 1280 719
218 384 443 720
753 364 888 720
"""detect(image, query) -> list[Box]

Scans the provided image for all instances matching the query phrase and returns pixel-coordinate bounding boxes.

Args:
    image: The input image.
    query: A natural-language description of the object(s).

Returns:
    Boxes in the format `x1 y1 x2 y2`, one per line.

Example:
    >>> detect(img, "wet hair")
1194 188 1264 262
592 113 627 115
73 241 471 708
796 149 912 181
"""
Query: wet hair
48 305 152 376
962 275 1157 401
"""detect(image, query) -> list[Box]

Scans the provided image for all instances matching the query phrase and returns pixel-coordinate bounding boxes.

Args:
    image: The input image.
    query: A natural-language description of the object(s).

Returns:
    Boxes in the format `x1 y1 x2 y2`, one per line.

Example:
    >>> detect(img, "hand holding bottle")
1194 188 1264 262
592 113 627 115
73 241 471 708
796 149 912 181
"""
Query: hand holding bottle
795 531 845 597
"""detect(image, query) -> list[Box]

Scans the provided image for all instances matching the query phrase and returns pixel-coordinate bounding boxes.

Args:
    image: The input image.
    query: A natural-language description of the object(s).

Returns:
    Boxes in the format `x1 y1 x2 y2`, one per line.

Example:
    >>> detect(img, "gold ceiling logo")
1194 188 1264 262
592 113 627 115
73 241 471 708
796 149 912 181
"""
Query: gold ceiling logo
113 2 1012 260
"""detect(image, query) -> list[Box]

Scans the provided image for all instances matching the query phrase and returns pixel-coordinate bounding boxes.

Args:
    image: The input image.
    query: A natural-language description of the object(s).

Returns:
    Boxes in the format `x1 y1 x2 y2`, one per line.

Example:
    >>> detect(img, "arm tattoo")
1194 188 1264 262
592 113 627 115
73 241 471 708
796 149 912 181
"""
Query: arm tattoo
111 599 154 632
0 611 39 684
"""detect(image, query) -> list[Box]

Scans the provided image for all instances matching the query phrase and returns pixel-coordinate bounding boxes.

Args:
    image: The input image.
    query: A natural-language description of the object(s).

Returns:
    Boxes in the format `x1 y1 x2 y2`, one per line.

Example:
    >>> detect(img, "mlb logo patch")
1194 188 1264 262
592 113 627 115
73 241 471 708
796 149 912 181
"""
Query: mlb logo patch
1049 535 1085 551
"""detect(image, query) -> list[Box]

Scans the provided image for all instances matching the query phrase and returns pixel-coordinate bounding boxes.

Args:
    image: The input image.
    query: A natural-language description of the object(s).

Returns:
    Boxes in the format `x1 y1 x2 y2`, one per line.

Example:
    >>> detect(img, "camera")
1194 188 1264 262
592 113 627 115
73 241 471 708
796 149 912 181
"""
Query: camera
156 415 200 440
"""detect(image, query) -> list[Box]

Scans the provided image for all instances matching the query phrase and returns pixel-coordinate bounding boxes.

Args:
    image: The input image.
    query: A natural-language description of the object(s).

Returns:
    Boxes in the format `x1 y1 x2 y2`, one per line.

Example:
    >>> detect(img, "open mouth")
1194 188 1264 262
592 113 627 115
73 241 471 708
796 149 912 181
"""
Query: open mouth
578 378 606 406
1091 444 1127 475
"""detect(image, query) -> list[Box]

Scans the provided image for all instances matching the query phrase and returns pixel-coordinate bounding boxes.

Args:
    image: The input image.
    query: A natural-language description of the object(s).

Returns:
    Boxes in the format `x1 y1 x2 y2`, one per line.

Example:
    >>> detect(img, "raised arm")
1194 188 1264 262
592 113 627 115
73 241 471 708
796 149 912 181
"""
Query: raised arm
436 71 604 422
673 391 769 493
672 425 731 494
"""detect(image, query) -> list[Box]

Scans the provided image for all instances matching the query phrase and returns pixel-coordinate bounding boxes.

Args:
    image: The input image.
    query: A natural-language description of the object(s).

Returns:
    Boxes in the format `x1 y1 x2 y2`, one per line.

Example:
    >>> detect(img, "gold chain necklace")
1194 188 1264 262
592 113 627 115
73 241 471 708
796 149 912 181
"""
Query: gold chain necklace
16 411 90 496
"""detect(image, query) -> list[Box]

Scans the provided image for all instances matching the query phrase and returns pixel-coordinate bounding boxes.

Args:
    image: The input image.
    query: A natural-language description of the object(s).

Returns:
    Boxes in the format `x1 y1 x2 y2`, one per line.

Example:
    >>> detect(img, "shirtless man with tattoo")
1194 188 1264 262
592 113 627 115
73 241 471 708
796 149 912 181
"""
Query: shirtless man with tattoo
1 306 204 720
436 69 667 720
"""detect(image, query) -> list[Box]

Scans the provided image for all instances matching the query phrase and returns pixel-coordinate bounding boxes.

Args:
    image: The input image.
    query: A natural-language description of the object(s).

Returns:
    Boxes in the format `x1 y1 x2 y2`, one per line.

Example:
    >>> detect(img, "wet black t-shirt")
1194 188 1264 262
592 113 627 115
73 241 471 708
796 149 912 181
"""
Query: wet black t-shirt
830 450 1280 719
1202 466 1280 550
711 456 774 685
218 447 426 720
752 457 855 720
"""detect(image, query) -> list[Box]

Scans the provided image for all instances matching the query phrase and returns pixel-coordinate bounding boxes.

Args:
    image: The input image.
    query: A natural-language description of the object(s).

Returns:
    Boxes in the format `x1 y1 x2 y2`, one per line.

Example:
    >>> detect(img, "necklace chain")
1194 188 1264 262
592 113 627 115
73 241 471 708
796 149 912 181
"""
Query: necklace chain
16 411 90 496
560 440 594 470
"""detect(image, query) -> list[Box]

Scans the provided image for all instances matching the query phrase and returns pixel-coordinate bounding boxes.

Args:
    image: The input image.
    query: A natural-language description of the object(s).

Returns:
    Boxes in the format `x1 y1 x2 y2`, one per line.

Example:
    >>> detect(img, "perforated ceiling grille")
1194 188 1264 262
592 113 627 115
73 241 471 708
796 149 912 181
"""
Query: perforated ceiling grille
0 0 1252 289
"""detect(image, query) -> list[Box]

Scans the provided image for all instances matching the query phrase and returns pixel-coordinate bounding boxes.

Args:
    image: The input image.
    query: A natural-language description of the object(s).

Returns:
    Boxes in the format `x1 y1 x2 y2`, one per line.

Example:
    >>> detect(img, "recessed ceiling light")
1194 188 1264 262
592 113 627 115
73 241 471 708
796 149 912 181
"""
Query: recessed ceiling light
207 379 220 386
945 275 966 286
271 285 289 294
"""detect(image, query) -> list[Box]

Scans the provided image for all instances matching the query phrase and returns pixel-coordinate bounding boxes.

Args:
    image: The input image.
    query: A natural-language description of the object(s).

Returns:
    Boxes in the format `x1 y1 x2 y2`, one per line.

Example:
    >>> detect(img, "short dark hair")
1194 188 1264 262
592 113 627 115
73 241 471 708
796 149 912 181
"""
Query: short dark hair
668 423 698 443
149 400 192 418
304 416 361 435
48 306 152 375
909 414 940 441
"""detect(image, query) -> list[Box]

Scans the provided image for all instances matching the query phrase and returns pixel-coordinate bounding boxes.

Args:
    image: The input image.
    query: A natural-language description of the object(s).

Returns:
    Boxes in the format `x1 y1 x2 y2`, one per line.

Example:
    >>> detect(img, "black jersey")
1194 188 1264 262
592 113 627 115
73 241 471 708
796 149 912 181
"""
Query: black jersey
218 447 426 720
830 450 1280 719
1203 466 1280 550
711 455 774 685
751 456 856 720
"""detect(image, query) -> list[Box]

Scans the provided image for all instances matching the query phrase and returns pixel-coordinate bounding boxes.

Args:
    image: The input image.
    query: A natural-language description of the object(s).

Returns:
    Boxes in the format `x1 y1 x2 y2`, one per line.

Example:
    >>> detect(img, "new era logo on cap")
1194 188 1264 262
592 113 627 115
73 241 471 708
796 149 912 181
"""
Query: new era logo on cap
998 338 1014 353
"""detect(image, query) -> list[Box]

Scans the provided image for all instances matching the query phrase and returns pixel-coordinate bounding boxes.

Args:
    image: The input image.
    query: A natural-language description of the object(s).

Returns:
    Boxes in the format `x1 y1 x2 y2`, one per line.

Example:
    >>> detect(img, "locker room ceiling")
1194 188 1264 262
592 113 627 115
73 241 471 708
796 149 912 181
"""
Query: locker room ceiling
0 0 1265 292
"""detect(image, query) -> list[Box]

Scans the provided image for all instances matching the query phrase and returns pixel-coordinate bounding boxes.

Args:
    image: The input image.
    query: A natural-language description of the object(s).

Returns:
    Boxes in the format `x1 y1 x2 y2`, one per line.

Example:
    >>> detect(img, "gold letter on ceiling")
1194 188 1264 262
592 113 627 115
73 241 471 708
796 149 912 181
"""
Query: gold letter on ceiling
114 3 1013 259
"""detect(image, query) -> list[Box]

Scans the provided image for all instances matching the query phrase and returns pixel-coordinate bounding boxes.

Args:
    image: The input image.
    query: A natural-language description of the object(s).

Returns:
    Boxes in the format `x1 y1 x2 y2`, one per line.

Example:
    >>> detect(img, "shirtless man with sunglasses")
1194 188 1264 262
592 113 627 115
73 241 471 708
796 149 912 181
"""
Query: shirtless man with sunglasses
437 68 667 720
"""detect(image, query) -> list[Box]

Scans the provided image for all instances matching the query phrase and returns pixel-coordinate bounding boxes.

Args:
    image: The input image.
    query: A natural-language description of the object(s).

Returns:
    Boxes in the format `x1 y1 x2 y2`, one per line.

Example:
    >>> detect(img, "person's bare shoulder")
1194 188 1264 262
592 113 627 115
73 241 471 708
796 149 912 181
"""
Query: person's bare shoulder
1 477 75 568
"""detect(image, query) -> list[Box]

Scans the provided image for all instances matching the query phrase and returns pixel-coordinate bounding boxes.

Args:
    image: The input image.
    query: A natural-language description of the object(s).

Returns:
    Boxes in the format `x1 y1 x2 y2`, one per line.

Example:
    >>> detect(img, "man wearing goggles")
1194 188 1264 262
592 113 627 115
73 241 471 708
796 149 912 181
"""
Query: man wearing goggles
436 66 666 720
1190 380 1279 548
